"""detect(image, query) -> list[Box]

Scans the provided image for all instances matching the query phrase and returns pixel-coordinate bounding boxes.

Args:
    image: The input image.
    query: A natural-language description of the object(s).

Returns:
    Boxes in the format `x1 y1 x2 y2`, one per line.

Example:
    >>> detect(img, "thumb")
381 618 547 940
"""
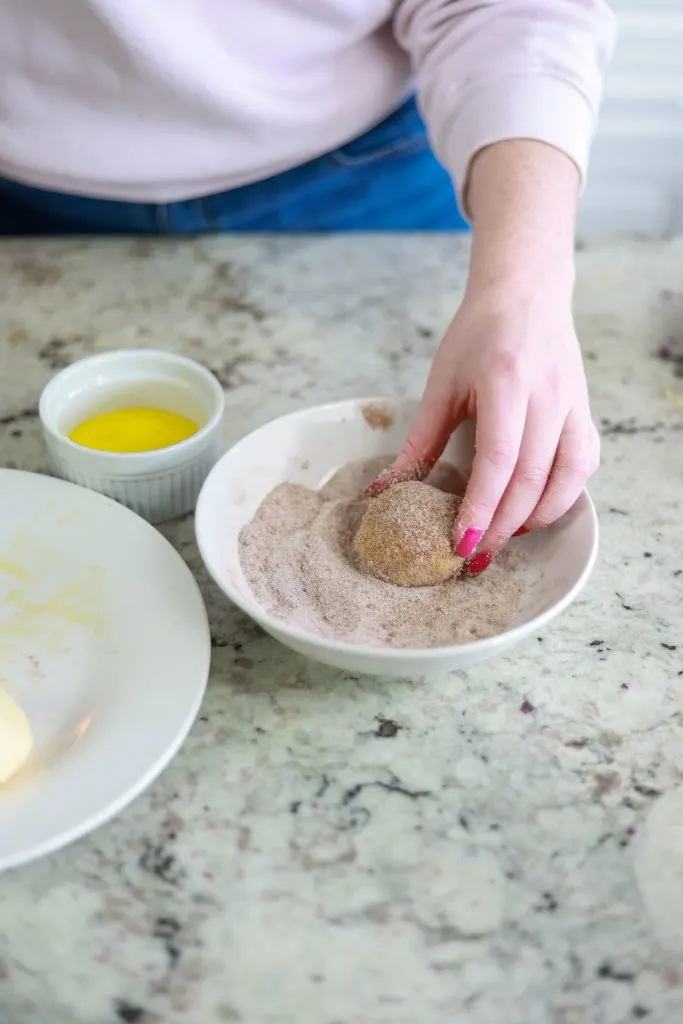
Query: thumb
366 389 457 497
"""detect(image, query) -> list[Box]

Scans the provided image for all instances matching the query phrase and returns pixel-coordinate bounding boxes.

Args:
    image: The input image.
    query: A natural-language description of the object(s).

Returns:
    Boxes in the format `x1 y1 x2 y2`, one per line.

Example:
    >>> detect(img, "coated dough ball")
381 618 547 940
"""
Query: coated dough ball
354 481 464 587
0 688 32 785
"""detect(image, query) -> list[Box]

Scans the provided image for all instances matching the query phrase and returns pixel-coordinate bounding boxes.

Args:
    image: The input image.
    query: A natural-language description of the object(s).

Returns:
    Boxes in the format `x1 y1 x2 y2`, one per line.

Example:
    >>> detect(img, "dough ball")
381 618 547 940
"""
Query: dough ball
354 481 464 587
0 688 32 785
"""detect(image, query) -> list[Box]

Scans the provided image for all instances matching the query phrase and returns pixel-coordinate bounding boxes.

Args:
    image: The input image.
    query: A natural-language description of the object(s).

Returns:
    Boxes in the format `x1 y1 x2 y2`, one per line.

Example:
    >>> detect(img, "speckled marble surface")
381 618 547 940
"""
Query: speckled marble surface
0 235 682 1024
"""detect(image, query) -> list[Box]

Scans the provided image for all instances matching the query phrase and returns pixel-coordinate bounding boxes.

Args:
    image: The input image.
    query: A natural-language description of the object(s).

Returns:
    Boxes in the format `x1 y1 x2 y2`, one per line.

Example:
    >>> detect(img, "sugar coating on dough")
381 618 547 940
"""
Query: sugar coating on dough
0 688 33 785
354 481 464 587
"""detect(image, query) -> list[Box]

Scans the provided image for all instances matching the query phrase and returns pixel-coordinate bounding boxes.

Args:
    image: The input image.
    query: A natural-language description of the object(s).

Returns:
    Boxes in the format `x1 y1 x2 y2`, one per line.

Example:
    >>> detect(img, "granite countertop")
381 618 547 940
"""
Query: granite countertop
0 235 682 1024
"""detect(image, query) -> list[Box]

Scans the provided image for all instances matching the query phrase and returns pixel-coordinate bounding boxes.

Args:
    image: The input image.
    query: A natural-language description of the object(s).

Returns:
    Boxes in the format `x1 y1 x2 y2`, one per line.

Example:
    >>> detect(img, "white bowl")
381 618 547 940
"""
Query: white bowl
195 398 598 677
39 349 224 523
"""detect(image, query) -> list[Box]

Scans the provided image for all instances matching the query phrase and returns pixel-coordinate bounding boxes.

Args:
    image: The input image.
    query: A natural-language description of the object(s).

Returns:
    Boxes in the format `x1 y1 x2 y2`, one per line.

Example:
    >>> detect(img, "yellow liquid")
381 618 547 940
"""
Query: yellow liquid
69 407 199 453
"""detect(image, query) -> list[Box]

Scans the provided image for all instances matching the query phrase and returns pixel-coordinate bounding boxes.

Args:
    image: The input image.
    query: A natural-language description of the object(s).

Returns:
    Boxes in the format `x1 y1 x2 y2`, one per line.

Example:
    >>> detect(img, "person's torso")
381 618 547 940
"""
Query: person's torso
0 0 412 200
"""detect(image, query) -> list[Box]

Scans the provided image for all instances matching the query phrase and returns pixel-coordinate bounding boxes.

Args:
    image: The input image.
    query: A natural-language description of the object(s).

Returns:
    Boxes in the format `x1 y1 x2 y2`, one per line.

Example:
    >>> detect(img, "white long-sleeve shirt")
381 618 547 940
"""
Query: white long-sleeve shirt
0 1 617 202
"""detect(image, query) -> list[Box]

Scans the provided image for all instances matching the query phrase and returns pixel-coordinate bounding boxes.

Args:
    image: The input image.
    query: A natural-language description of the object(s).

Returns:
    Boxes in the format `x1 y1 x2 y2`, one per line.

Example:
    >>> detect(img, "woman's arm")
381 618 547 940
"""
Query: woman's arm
381 139 599 559
371 1 616 570
394 0 617 214
465 139 578 299
464 141 590 553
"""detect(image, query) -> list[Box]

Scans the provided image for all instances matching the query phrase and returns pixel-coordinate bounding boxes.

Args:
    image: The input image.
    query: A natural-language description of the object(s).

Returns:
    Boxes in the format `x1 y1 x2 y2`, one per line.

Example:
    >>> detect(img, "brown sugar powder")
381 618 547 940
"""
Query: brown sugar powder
354 481 464 587
238 457 528 649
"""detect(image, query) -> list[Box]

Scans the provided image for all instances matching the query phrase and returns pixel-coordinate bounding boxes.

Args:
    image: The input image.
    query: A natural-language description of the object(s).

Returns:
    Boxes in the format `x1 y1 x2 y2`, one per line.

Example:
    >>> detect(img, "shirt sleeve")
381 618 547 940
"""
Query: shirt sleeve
393 0 617 206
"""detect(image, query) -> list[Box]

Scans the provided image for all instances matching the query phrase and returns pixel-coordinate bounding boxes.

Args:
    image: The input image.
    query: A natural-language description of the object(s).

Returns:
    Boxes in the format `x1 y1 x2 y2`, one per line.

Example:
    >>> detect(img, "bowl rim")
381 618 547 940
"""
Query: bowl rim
39 348 225 465
195 397 600 661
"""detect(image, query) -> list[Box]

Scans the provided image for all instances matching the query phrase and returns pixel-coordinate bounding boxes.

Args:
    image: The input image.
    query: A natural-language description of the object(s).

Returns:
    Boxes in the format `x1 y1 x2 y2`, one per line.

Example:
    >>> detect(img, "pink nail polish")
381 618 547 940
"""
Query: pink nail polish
365 466 415 498
513 527 529 538
456 528 483 559
365 478 386 498
465 551 493 577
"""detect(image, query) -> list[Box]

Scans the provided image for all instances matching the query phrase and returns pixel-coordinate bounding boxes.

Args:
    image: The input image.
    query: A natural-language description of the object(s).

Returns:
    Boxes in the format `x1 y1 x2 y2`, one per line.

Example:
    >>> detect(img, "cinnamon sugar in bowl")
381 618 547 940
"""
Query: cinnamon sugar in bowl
195 398 598 678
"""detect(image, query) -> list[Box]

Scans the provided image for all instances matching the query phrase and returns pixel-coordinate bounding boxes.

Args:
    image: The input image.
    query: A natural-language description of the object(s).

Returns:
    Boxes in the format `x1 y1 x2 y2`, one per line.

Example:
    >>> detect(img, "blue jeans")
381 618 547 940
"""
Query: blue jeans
0 99 467 235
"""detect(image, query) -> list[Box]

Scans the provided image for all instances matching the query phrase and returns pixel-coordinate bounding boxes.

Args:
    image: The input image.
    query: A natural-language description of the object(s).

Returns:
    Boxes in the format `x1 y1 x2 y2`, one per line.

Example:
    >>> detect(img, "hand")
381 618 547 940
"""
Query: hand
368 282 600 573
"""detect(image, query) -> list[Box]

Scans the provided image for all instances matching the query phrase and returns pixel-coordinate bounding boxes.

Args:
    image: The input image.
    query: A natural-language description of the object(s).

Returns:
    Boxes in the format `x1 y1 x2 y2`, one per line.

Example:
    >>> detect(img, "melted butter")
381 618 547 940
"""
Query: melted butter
0 558 31 582
69 407 198 453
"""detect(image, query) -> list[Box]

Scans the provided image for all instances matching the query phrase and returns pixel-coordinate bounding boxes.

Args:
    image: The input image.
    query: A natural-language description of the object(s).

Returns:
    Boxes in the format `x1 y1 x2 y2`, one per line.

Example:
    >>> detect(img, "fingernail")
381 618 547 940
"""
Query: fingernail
456 528 483 559
365 467 412 497
365 478 386 497
464 551 493 577
513 527 529 538
365 470 393 497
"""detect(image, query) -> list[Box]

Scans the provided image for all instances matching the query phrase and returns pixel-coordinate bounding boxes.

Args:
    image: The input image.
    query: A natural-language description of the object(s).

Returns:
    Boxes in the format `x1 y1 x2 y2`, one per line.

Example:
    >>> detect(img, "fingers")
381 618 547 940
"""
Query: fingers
366 387 460 497
466 409 598 576
525 411 600 529
478 402 564 553
453 380 527 557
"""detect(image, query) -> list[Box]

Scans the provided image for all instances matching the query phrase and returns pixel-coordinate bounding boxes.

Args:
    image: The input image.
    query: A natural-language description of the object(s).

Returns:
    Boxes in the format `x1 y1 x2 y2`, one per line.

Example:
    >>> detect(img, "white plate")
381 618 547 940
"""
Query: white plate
0 470 210 871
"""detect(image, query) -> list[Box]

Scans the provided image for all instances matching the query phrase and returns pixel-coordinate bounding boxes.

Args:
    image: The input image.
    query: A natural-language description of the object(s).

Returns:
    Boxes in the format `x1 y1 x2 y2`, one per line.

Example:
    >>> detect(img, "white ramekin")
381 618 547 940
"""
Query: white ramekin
39 349 225 523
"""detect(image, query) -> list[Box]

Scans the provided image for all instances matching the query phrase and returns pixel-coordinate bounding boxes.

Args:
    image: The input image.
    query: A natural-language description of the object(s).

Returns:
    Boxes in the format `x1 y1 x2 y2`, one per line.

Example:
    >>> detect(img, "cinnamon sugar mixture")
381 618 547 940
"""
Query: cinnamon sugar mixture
239 457 528 649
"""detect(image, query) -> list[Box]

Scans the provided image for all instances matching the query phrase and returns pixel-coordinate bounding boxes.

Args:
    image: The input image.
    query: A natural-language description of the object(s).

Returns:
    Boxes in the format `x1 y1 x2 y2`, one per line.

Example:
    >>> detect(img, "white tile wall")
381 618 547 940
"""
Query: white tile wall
579 0 683 234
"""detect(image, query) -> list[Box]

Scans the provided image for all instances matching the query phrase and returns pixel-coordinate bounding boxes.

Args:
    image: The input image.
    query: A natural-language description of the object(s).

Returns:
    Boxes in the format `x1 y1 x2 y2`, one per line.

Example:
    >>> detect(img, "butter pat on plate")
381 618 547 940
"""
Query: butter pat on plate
0 688 33 785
